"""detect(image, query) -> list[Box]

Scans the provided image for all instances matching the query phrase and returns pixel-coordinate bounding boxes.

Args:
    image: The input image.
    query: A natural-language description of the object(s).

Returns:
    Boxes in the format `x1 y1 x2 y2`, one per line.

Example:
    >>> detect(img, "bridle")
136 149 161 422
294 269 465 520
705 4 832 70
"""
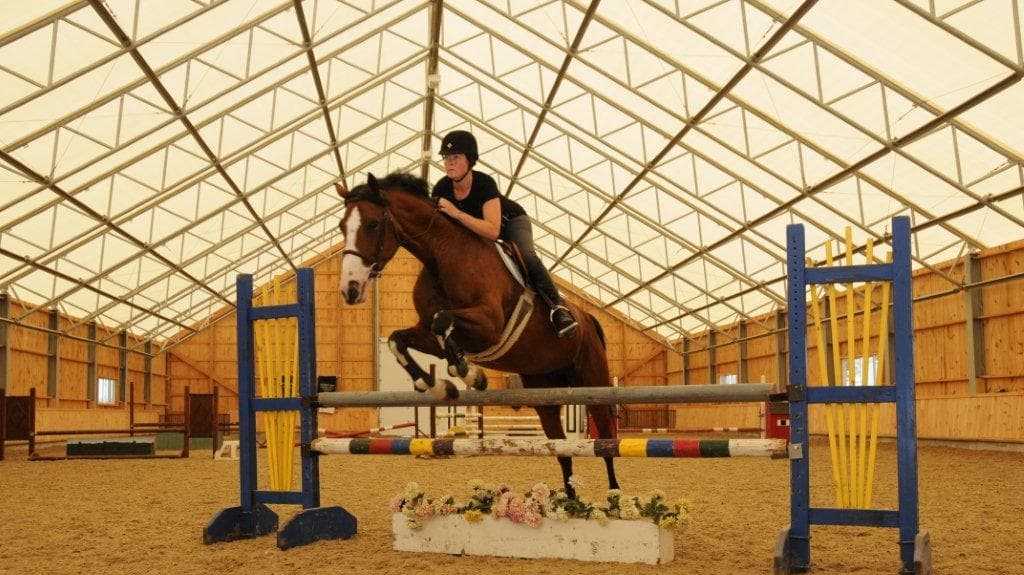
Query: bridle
340 195 440 278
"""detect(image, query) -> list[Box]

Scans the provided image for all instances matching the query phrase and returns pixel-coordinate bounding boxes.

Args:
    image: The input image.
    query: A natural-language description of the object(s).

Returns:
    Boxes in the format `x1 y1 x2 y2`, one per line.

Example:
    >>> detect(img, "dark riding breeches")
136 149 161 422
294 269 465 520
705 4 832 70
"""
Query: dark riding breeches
503 215 561 306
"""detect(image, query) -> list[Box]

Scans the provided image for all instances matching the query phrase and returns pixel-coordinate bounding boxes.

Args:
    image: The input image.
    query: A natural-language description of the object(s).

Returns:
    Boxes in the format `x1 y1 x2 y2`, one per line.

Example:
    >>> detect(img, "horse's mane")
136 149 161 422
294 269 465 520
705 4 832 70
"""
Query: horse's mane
344 172 432 206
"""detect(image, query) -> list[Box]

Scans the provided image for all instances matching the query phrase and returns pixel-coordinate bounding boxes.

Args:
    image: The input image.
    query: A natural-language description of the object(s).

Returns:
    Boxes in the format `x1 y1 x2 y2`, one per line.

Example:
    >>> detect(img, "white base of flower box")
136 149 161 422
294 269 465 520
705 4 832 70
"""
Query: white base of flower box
392 513 674 564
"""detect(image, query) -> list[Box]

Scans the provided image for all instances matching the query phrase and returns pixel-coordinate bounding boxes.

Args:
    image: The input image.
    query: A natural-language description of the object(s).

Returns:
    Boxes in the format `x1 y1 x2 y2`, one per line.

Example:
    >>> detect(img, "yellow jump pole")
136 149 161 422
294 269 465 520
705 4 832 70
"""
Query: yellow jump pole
843 228 860 509
826 240 849 507
254 286 280 489
809 265 843 507
271 275 292 490
857 239 875 508
283 281 298 488
865 252 892 507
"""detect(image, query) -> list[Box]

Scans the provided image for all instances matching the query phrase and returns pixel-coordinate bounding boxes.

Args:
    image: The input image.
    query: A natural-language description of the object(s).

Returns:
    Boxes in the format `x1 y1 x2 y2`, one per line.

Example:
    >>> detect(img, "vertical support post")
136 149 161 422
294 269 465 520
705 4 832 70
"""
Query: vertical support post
786 223 811 571
236 275 256 511
86 322 97 403
478 405 484 439
296 268 321 510
738 320 748 383
144 340 153 404
183 385 192 458
1 387 6 461
707 330 717 385
680 337 689 386
118 331 128 406
129 382 136 436
429 365 437 438
892 217 920 574
0 293 8 395
47 308 59 401
213 385 221 454
964 252 984 394
28 387 36 458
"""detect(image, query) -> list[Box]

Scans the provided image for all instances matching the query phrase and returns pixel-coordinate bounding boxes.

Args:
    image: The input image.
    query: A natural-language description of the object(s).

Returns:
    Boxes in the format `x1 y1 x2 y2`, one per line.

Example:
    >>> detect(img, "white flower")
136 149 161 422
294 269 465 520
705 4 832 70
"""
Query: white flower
621 502 641 520
589 509 609 526
404 482 421 499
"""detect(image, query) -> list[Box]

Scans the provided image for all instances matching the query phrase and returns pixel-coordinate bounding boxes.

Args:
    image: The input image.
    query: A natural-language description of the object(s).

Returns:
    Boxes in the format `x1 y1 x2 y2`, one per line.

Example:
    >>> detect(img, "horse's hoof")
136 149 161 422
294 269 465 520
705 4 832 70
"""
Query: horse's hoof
430 379 459 401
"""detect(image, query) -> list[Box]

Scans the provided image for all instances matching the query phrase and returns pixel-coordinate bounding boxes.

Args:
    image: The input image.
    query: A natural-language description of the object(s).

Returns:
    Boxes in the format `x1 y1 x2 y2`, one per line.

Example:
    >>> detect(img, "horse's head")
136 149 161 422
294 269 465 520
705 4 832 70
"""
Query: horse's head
336 173 401 305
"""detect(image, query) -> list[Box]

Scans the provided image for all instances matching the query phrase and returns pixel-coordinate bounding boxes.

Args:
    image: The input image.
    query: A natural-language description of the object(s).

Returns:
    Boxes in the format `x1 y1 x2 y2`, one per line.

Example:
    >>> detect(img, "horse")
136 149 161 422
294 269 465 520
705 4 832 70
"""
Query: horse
336 171 618 498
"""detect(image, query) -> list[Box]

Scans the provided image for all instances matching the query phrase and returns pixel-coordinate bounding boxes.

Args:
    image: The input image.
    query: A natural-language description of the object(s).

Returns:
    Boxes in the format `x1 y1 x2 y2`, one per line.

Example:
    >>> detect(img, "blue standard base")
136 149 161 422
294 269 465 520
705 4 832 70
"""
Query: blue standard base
203 504 279 544
277 506 357 550
772 527 808 575
772 526 932 575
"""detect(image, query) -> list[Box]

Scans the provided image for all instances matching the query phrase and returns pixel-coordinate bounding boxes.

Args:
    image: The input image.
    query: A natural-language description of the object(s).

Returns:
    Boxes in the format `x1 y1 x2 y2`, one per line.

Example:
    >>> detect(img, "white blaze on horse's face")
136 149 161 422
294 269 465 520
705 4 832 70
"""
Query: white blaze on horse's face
340 205 372 305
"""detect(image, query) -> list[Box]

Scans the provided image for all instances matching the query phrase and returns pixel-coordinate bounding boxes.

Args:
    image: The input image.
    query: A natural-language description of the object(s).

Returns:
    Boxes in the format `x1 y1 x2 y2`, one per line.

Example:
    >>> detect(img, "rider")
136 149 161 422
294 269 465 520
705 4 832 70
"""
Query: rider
432 129 579 339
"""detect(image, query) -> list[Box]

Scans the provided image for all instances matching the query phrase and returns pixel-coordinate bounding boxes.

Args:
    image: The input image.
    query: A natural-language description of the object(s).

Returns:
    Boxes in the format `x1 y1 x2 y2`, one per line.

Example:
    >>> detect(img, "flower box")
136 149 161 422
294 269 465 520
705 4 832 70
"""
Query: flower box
392 513 674 564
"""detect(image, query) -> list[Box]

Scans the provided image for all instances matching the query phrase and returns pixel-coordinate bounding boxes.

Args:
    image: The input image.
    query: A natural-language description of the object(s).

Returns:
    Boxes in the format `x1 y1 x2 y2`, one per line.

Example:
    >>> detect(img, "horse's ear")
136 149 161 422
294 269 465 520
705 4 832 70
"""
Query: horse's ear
367 173 379 191
334 181 349 198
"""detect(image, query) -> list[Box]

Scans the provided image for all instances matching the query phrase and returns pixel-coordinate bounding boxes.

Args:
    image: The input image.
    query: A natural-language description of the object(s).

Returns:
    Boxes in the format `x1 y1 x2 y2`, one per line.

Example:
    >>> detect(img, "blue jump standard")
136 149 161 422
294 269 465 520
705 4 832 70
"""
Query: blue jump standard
773 216 930 575
203 269 357 549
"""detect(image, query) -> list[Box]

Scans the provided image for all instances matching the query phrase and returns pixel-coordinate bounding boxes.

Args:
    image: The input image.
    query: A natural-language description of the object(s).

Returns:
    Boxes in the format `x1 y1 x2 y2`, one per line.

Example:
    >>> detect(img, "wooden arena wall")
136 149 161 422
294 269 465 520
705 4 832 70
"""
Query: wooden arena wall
0 301 164 433
2 239 1021 443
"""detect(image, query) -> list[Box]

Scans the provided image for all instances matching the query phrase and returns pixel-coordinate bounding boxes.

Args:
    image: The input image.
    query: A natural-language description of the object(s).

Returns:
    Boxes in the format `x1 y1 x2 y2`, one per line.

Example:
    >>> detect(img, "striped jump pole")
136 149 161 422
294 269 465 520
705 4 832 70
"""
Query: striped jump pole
312 437 788 458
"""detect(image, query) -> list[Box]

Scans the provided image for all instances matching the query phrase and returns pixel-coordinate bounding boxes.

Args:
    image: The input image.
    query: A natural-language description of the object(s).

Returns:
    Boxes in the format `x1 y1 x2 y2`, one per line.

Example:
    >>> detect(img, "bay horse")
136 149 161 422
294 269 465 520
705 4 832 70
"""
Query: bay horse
336 172 618 498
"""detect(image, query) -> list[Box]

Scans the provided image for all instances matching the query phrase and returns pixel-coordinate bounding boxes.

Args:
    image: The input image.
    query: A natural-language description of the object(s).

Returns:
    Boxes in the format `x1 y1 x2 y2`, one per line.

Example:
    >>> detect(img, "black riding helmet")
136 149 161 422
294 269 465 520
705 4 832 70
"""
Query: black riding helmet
439 130 478 167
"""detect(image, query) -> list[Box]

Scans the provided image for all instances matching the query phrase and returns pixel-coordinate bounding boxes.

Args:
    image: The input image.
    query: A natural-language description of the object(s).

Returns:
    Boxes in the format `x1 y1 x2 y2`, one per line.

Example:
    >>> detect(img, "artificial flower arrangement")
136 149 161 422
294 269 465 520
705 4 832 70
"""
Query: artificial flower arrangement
390 476 691 532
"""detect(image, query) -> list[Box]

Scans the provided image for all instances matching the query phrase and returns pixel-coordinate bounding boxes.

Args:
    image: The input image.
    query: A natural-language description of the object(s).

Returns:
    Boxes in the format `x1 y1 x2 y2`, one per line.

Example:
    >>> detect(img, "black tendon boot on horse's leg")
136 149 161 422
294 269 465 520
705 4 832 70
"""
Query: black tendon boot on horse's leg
588 405 620 490
430 310 469 378
535 405 577 499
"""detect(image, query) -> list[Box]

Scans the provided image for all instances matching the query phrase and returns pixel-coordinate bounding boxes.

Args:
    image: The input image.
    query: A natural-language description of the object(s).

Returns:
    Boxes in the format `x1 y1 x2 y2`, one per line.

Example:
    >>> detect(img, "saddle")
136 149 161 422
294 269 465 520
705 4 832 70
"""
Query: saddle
495 239 530 289
463 240 535 363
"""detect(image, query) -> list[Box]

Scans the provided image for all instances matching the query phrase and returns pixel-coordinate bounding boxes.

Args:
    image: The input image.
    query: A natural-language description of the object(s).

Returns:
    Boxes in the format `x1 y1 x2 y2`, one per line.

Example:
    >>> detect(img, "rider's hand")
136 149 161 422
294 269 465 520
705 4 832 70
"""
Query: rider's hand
437 198 461 219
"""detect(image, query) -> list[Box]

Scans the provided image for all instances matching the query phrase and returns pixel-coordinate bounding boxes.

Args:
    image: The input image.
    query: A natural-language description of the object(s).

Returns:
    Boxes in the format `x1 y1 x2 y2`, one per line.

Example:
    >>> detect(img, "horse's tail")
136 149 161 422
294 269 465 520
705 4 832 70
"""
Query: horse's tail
588 312 606 348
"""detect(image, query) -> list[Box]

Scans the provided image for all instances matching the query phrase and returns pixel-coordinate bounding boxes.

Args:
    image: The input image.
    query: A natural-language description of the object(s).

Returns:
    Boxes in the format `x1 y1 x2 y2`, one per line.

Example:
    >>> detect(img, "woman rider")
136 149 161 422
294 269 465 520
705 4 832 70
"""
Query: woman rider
431 130 578 338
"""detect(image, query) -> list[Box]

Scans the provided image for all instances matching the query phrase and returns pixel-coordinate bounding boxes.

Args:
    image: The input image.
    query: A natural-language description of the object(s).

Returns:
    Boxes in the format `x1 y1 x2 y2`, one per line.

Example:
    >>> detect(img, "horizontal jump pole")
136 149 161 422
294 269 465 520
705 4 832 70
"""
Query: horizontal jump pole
311 437 787 458
318 383 774 408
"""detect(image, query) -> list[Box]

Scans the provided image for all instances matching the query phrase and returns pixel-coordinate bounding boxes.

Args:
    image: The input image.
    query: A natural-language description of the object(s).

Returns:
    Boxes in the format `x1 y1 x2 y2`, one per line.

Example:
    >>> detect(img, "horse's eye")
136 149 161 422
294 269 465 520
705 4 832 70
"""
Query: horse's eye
366 221 380 232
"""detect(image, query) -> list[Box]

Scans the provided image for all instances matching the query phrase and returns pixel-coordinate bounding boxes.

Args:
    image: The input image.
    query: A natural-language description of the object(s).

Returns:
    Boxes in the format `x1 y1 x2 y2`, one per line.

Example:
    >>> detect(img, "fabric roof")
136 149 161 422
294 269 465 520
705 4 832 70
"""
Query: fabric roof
1 0 1022 350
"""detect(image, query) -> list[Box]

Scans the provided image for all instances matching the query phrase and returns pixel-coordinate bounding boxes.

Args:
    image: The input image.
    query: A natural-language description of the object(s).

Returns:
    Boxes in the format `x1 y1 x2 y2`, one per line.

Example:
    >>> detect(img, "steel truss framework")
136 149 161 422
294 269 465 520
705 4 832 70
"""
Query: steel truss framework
0 0 1021 348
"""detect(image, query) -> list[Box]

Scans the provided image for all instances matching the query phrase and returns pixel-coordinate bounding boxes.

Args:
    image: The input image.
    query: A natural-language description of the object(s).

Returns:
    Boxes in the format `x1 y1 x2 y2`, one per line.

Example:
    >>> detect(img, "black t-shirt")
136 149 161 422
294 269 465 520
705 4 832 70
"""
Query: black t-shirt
431 171 526 237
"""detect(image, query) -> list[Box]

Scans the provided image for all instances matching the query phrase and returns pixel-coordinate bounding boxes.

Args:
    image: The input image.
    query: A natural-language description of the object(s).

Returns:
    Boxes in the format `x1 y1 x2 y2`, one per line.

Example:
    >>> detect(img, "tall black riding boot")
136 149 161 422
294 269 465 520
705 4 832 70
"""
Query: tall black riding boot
526 258 578 339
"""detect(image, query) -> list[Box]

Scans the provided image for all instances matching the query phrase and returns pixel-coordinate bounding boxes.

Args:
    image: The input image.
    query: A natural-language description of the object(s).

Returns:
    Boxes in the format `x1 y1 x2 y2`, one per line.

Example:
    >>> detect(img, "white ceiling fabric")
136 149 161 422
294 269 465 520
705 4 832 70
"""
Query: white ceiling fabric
1 0 1022 349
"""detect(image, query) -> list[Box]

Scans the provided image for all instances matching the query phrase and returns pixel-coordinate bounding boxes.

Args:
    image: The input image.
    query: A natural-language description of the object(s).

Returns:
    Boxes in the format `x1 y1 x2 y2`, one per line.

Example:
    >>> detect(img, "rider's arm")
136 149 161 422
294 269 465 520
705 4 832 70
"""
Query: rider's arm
454 198 501 241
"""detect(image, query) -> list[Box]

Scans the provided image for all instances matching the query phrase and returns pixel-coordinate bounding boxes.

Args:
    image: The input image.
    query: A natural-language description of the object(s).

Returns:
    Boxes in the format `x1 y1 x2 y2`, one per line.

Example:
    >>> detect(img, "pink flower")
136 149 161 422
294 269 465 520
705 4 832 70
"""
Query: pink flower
493 492 514 519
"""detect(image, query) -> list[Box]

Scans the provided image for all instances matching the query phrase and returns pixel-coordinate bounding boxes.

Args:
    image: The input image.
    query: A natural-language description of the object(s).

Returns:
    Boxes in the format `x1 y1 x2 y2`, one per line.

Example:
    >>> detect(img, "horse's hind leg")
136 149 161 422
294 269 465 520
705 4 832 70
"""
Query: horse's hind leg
534 404 577 499
588 405 620 490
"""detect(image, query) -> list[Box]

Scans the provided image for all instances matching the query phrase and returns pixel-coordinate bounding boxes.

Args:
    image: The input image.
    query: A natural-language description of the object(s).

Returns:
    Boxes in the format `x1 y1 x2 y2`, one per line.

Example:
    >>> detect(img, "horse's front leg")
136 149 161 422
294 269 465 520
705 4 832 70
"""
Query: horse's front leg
388 325 458 400
430 307 497 391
